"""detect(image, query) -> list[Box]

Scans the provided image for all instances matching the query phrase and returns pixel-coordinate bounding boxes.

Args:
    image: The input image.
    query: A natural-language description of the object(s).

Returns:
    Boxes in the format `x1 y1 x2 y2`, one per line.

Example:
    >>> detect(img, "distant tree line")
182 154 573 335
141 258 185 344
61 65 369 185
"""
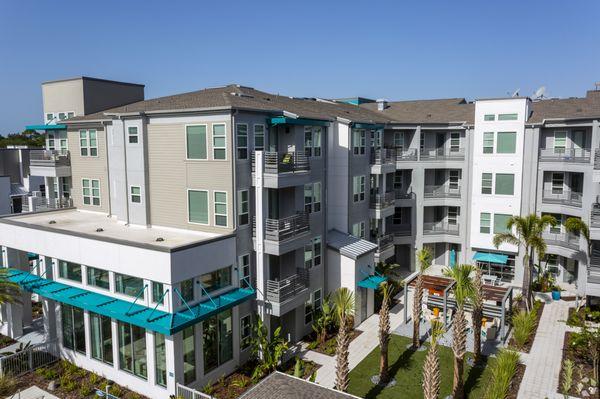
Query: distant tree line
0 130 45 148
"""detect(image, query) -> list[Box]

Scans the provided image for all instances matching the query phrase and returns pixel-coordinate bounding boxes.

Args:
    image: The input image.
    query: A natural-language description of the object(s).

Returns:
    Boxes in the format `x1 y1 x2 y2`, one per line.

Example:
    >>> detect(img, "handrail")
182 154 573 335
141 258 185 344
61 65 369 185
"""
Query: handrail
395 148 418 161
252 151 310 174
541 189 583 206
424 184 461 198
420 147 465 160
539 147 591 162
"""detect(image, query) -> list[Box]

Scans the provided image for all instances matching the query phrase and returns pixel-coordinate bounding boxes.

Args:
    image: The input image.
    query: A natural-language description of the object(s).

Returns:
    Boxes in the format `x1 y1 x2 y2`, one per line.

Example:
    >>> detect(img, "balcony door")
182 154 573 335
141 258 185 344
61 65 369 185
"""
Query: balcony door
436 133 445 151
572 130 584 151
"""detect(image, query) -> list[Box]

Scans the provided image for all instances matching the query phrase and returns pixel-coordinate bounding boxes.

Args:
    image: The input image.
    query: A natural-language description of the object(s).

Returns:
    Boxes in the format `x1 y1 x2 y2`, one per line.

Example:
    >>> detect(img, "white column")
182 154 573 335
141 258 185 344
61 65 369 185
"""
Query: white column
44 176 55 204
2 248 31 337
41 256 56 339
254 151 270 332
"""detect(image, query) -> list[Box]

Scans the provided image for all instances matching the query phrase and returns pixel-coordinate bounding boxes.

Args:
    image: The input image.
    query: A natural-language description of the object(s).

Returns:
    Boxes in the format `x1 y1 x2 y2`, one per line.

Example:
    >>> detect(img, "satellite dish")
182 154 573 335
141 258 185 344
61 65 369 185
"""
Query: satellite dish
533 86 547 100
511 88 520 97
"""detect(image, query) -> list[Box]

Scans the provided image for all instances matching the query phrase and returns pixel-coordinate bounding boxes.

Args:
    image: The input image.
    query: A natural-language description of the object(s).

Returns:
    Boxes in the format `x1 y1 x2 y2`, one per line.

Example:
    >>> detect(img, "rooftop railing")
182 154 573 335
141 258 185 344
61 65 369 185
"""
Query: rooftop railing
251 151 309 174
396 148 418 162
541 189 583 207
539 148 591 163
266 268 309 304
424 184 461 198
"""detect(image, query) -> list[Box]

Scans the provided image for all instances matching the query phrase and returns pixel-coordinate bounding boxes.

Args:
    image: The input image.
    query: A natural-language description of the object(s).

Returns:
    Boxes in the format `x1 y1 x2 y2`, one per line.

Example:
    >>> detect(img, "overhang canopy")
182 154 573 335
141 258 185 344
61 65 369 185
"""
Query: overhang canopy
357 275 387 290
327 229 378 260
26 124 67 131
473 251 508 265
351 122 384 130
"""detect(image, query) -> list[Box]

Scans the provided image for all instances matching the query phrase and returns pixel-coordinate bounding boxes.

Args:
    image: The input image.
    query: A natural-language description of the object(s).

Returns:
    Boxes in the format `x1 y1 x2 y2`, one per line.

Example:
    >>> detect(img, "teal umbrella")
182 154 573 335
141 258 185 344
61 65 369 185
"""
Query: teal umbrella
449 249 456 268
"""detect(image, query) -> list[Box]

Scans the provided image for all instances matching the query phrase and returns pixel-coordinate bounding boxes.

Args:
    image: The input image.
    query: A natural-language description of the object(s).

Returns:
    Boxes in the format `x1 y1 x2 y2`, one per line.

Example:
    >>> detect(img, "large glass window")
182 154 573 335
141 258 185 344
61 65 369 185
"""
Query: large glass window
495 173 515 195
61 304 85 354
199 266 232 293
186 125 207 160
554 131 567 152
214 191 228 227
212 124 226 160
152 282 164 304
180 278 194 302
236 124 248 159
79 129 98 156
188 190 209 224
352 129 366 155
498 113 518 121
82 179 100 206
238 189 249 226
239 254 250 289
87 266 109 290
155 333 167 387
497 132 516 153
481 173 493 194
183 326 196 384
90 312 113 364
483 132 494 154
203 309 233 373
240 315 251 350
353 175 365 202
115 273 144 298
59 261 82 282
118 322 147 379
493 214 512 234
352 222 366 239
480 212 491 234
254 124 265 151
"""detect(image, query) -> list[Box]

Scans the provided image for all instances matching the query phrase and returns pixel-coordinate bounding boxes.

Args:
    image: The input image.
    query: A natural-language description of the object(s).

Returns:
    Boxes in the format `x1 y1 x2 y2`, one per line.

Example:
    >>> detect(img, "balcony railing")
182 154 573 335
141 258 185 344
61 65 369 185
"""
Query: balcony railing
394 189 415 200
591 204 600 228
375 234 395 252
420 147 465 161
424 185 461 198
539 148 591 163
29 150 70 167
251 151 309 174
396 148 418 162
370 192 395 209
423 221 460 235
541 189 583 207
390 223 412 237
22 197 73 213
543 231 580 250
263 212 310 242
266 268 309 304
370 149 396 165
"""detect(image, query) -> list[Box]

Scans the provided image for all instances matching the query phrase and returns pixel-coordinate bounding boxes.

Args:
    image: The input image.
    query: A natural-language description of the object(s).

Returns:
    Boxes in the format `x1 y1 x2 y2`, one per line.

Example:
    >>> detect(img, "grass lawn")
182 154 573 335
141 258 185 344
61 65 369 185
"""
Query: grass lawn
348 335 491 398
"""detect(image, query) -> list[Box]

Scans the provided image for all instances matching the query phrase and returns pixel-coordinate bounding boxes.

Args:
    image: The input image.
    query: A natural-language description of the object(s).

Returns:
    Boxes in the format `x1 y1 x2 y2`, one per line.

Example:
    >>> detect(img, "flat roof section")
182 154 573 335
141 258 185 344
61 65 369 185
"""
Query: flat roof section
0 209 229 252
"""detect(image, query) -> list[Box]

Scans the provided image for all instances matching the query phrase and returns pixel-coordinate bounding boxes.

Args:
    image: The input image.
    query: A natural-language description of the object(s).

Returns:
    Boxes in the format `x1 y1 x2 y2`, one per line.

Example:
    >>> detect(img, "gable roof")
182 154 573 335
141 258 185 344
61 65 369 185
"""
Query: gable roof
239 372 361 399
361 98 474 124
528 90 600 123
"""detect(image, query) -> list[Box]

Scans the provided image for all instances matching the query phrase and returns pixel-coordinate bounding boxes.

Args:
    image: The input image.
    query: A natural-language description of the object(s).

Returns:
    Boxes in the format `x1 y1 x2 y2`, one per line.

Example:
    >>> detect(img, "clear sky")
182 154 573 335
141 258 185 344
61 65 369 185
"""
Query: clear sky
1 0 599 134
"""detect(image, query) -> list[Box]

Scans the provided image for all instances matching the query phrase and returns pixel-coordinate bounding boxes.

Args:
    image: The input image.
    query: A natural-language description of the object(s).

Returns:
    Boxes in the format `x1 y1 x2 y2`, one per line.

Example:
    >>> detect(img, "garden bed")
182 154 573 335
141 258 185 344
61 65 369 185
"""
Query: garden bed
557 331 599 398
304 329 363 356
567 306 600 327
508 300 544 353
0 334 17 350
31 301 43 319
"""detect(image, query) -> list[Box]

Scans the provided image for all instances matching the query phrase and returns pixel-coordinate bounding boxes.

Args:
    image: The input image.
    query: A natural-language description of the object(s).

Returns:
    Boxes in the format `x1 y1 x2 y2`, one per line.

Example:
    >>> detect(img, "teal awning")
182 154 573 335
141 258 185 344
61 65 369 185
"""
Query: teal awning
269 117 329 127
357 275 387 290
7 268 254 336
27 253 39 261
352 123 384 130
473 252 508 265
26 124 67 131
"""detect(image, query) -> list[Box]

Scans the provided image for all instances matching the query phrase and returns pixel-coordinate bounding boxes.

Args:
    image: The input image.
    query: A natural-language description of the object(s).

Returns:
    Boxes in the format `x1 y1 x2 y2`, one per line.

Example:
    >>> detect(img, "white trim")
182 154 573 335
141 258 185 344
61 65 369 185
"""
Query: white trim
213 190 228 228
79 129 99 158
184 124 208 161
212 122 227 161
237 189 249 226
186 188 210 226
127 126 139 144
129 185 142 205
236 123 248 160
253 123 265 151
81 177 101 206
239 313 252 351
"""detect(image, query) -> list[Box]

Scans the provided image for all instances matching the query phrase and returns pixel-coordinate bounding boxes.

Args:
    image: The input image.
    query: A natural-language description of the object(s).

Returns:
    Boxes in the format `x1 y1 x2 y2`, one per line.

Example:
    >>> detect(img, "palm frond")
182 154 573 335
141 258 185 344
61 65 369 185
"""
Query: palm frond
492 232 520 248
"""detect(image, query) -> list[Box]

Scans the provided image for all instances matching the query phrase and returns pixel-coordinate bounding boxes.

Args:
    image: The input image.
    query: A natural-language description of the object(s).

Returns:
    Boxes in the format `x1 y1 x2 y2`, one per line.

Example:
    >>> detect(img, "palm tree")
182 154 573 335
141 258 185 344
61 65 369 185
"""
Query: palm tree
413 247 432 348
0 269 21 305
378 281 394 384
422 319 444 399
332 287 355 392
471 266 484 365
493 214 556 310
565 217 592 259
444 264 475 399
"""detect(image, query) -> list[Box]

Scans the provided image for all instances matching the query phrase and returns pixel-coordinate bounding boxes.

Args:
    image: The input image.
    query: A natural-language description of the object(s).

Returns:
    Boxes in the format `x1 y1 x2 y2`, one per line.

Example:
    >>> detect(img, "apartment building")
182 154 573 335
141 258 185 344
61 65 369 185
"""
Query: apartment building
0 79 599 398
0 147 44 213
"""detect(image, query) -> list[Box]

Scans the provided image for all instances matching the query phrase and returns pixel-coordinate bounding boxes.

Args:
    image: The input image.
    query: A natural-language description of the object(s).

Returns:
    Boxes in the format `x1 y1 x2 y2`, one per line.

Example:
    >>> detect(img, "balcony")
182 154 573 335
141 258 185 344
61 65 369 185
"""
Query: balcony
423 221 460 235
396 148 418 162
390 223 412 237
394 189 415 200
539 148 591 163
591 204 600 228
22 197 73 213
370 192 395 210
266 268 310 316
374 234 395 261
541 189 583 208
420 147 465 161
424 185 461 199
370 149 396 165
254 212 311 255
251 151 310 188
543 231 580 251
29 150 71 177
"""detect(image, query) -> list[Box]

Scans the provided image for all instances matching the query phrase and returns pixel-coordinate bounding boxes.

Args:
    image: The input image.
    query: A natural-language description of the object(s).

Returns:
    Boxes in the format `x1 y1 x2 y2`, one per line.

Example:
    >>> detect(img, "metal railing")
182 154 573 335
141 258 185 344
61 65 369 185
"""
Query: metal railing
424 184 461 198
21 197 73 213
252 151 309 174
539 148 591 163
396 148 418 162
394 189 415 200
390 223 412 236
266 268 309 304
176 382 215 399
420 147 465 161
0 340 59 377
541 189 583 207
591 204 600 228
423 221 460 235
370 148 396 165
543 231 580 250
29 150 70 167
375 234 395 252
370 192 395 209
263 212 310 242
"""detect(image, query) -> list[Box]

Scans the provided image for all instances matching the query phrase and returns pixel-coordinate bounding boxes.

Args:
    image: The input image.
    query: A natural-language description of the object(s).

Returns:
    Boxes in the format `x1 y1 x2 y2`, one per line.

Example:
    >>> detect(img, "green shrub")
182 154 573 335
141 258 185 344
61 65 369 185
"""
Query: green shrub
484 350 520 399
0 374 17 396
512 309 537 349
561 359 574 396
79 381 95 397
293 357 303 378
110 385 123 397
61 379 77 393
231 376 251 388
88 372 101 385
202 381 215 396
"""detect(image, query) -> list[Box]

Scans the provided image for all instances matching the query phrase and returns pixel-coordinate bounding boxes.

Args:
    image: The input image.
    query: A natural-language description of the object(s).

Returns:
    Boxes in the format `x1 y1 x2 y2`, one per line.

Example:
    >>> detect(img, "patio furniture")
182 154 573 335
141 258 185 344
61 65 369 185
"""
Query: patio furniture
483 274 498 286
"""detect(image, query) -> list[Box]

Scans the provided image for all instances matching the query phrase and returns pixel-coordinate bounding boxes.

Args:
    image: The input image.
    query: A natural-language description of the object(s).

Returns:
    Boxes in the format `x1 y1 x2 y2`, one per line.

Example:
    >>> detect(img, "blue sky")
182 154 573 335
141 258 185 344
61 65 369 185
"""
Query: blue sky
1 0 599 134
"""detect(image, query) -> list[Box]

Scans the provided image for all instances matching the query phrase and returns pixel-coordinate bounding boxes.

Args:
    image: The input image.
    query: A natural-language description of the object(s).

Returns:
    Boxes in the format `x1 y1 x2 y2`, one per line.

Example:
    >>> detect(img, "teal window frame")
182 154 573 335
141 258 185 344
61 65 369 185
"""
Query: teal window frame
186 125 207 160
495 173 515 195
497 132 517 154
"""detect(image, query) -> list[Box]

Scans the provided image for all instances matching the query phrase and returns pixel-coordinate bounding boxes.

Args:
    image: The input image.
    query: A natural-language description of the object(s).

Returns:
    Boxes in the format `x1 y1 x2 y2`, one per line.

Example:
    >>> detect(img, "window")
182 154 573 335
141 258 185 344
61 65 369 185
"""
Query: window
313 289 322 313
353 175 365 202
199 266 232 293
552 172 564 194
180 278 194 302
203 309 233 373
186 125 207 160
370 130 382 148
304 183 313 213
188 190 209 225
214 191 228 227
115 273 144 298
79 130 98 156
59 261 82 282
47 133 55 150
212 124 226 159
394 171 403 189
450 132 460 152
82 179 100 206
238 190 249 226
58 112 67 120
304 126 312 157
313 182 322 212
304 182 321 213
497 132 516 154
352 129 366 155
554 131 567 152
155 333 167 387
449 170 460 190
240 315 251 350
546 254 559 277
352 222 366 239
480 212 491 234
239 254 250 289
313 236 322 267
152 282 164 304
61 304 85 354
90 312 113 365
303 126 322 157
481 173 493 194
304 296 313 324
304 236 322 268
118 321 147 379
495 173 515 195
87 267 109 290
67 112 74 119
483 132 494 154
393 207 403 225
549 213 562 234
493 214 512 234
236 124 248 159
128 126 139 144
130 186 141 203
46 113 54 122
498 113 518 121
313 127 322 156
484 114 495 121
183 326 196 384
254 124 265 151
448 207 459 225
394 132 404 150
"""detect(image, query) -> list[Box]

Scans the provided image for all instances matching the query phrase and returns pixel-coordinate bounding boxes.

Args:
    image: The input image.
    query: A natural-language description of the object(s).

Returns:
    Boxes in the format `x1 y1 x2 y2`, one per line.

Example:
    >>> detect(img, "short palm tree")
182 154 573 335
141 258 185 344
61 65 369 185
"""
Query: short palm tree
444 264 475 399
332 287 355 392
378 281 394 383
565 217 591 259
493 214 556 310
422 319 444 399
0 269 20 305
471 266 484 365
413 247 432 348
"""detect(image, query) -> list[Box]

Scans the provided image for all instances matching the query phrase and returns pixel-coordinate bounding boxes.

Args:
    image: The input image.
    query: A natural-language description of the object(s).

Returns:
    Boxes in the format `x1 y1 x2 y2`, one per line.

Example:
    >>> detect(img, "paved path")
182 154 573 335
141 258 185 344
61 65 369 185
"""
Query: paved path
5 385 60 399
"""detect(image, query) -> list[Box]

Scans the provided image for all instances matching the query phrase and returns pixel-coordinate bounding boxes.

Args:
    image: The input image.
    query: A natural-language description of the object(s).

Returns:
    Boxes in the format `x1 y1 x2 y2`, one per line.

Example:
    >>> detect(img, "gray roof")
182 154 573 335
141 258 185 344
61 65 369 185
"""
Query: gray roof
361 97 475 124
10 184 28 197
239 372 361 399
327 229 378 260
528 90 600 123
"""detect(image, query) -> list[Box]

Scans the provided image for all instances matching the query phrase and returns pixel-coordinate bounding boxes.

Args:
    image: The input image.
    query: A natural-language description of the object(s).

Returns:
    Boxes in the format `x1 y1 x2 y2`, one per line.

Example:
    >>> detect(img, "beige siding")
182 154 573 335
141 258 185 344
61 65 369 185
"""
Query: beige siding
147 118 235 234
68 128 110 213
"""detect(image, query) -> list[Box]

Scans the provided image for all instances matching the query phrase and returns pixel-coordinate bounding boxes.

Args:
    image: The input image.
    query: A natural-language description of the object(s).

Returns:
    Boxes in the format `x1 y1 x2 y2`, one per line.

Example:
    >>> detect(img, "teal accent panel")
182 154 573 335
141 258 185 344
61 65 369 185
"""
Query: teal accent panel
269 117 329 127
352 123 384 130
472 252 508 264
26 124 67 131
357 275 387 290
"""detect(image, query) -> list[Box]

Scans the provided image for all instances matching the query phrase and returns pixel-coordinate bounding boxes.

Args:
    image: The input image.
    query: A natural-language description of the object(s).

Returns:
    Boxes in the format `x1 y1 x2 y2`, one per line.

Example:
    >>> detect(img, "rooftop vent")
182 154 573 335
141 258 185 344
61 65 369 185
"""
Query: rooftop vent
156 237 165 242
48 220 56 225
96 228 104 232
376 99 388 111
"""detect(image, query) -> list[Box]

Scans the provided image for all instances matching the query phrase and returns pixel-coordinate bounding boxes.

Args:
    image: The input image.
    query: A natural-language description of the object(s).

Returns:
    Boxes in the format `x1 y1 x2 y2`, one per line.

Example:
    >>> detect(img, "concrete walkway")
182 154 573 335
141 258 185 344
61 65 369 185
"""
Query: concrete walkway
5 385 60 399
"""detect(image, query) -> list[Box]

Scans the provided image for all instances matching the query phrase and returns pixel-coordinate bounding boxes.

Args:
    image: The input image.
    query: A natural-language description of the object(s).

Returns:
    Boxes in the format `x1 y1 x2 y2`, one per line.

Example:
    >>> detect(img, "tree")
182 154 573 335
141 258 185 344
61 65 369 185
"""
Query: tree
565 217 591 260
413 247 432 348
422 319 444 399
332 287 355 392
0 130 45 148
493 214 556 310
378 281 394 384
250 315 289 381
571 325 600 386
312 294 334 345
444 264 475 399
0 269 21 305
471 266 485 365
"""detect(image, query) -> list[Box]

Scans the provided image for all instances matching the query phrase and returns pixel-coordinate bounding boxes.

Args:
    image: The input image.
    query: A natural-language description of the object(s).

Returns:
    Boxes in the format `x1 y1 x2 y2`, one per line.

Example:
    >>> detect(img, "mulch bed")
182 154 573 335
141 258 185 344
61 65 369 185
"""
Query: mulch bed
31 301 43 319
0 334 17 350
304 329 363 357
506 363 526 399
508 300 545 353
557 332 599 398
